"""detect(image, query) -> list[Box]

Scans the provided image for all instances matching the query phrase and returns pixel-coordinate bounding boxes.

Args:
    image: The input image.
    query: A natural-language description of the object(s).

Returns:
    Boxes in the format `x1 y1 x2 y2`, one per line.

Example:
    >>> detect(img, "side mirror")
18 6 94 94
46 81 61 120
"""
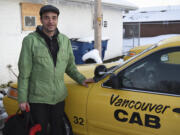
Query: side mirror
93 65 107 82
110 74 120 89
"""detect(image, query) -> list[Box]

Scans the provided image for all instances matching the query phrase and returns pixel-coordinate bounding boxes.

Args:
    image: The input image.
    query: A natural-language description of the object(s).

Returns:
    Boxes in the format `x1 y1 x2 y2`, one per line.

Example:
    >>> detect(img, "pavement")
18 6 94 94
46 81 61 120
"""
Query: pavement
0 131 2 135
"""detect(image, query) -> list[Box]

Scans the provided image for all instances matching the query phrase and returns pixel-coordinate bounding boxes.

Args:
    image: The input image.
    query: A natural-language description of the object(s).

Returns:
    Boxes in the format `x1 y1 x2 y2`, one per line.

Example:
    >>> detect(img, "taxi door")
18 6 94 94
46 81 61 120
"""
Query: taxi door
87 47 180 135
87 83 180 135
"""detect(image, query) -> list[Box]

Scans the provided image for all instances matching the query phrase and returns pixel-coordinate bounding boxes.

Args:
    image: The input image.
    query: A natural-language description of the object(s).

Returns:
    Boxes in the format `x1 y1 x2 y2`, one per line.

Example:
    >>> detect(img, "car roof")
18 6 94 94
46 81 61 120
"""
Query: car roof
117 36 180 72
157 35 180 47
129 44 153 52
129 36 180 52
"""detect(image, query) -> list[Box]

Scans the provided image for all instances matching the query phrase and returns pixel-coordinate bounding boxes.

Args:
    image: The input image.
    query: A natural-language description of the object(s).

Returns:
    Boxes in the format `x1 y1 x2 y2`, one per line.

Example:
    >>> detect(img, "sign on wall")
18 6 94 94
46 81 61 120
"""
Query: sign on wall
21 2 43 31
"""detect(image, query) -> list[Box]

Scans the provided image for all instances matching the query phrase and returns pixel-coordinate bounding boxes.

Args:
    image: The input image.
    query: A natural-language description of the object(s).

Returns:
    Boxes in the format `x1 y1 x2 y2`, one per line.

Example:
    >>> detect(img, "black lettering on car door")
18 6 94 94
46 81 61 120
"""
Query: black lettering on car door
129 112 143 126
114 109 128 122
145 114 161 129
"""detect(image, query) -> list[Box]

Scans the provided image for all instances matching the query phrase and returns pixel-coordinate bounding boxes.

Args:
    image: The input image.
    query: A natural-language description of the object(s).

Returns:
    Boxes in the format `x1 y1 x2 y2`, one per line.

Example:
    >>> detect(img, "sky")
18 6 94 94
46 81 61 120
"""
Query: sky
127 0 180 7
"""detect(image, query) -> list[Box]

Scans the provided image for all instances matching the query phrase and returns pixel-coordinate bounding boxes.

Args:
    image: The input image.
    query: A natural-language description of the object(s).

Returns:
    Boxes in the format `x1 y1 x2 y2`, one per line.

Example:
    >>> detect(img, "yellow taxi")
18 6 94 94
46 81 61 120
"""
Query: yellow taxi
3 36 180 135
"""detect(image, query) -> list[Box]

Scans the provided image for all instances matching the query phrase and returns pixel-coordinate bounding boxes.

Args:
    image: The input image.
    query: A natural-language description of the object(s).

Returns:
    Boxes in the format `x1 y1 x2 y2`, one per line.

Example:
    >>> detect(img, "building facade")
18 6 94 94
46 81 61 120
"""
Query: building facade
0 0 137 84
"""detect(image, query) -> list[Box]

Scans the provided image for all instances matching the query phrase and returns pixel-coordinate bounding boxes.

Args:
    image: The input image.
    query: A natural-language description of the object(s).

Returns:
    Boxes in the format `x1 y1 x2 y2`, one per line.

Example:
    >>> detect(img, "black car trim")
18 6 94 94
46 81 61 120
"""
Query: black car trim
102 84 180 97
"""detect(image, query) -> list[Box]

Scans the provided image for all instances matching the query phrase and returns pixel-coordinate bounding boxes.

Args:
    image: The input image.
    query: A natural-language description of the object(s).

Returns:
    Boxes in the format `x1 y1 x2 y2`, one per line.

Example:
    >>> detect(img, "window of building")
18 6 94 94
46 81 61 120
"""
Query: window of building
21 2 43 31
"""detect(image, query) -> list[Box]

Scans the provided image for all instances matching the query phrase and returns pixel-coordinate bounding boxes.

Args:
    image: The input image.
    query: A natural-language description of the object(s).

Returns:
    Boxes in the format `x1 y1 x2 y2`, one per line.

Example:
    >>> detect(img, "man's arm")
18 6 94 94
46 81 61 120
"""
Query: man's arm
18 37 33 105
65 39 86 84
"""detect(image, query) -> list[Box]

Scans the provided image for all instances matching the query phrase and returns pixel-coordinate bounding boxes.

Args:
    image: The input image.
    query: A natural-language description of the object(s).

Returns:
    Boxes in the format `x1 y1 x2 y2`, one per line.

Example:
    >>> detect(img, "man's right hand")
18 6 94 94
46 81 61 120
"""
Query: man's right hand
19 102 30 111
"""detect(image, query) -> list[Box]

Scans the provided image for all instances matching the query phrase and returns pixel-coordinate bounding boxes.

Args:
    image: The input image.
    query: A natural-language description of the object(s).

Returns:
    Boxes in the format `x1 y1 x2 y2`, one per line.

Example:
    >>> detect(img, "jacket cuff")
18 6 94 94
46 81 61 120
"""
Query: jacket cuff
78 76 86 85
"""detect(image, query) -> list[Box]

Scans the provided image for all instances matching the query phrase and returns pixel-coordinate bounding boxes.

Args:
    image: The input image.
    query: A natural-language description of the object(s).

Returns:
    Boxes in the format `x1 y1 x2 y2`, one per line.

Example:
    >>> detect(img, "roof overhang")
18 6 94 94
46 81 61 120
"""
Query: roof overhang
66 0 138 11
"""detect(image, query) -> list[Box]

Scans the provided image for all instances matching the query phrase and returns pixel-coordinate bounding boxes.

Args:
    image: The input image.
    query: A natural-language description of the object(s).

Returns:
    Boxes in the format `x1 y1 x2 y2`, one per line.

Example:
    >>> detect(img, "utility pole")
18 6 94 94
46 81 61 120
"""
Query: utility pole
94 0 102 57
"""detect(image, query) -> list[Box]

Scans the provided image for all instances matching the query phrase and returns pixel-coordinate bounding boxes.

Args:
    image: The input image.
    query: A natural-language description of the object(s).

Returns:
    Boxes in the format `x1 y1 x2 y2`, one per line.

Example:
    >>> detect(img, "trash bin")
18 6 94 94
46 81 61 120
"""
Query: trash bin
71 38 108 64
101 40 108 60
70 39 93 64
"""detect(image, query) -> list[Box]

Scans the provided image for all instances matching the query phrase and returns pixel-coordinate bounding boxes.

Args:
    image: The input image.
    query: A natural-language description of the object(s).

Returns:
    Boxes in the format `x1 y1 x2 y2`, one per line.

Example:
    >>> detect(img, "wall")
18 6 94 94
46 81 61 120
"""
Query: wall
102 7 123 59
0 0 123 84
58 2 94 38
141 21 180 37
60 3 123 60
0 0 27 84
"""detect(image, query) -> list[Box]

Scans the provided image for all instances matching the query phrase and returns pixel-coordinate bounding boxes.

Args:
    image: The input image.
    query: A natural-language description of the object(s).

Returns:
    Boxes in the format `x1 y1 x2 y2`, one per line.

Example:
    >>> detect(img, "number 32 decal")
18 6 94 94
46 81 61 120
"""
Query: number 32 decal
73 116 84 125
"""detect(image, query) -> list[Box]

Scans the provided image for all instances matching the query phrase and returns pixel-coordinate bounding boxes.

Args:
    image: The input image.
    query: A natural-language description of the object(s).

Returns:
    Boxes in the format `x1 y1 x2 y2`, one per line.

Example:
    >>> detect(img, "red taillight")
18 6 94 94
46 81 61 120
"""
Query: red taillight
7 88 17 99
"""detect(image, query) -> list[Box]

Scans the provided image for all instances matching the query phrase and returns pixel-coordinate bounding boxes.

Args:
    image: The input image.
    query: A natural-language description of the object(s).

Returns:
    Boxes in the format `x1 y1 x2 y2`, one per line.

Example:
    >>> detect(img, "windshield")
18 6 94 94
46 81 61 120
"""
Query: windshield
111 44 158 73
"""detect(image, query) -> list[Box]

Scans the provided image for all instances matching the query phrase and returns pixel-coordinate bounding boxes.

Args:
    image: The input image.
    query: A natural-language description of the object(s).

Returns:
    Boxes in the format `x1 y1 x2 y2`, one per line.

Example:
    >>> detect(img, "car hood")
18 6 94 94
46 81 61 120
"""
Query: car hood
64 62 119 83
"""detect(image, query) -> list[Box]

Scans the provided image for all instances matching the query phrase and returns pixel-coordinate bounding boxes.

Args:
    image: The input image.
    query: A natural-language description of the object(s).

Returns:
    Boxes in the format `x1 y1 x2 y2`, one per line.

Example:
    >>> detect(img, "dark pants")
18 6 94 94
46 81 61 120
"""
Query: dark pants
30 101 65 135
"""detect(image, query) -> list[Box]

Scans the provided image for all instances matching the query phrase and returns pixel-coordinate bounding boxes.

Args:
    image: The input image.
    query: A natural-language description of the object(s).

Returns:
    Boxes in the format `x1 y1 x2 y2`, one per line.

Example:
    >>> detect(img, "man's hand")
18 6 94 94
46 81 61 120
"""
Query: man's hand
19 102 30 111
82 78 95 87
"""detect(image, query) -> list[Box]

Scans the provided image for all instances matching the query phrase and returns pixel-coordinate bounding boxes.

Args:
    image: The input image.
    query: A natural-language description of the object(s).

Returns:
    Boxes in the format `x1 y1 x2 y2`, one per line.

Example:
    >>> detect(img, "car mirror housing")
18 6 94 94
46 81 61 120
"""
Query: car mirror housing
93 65 107 82
110 74 120 89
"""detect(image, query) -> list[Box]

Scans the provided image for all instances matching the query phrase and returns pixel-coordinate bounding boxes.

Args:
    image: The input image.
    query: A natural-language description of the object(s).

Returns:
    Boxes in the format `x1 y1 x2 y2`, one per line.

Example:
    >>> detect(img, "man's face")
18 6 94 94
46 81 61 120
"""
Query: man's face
41 12 58 33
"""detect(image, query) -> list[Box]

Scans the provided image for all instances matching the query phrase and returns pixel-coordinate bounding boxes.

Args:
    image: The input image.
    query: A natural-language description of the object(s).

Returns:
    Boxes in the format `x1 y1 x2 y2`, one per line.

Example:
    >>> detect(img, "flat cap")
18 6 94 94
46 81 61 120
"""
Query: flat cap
40 5 60 16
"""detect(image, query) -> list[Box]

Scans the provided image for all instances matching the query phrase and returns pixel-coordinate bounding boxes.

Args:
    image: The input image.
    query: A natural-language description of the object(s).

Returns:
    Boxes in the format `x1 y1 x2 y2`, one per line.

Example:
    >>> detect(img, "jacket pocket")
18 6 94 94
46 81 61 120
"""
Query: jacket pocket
34 47 48 57
33 47 50 66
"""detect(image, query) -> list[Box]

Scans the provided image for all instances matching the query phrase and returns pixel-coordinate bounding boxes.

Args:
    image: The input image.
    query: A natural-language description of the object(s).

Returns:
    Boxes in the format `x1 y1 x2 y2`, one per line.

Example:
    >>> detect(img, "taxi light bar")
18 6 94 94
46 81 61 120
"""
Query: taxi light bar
7 87 18 99
127 51 136 56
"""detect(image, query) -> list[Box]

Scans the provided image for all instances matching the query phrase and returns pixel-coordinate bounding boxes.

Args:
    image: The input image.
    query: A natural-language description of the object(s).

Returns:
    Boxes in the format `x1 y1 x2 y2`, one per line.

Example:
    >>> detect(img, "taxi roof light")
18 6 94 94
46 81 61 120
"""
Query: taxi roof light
127 51 136 56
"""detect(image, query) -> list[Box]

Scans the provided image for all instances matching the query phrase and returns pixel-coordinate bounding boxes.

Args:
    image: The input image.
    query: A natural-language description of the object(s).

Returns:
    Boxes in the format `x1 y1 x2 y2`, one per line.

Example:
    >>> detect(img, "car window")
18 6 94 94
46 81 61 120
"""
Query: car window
161 51 180 65
104 47 180 96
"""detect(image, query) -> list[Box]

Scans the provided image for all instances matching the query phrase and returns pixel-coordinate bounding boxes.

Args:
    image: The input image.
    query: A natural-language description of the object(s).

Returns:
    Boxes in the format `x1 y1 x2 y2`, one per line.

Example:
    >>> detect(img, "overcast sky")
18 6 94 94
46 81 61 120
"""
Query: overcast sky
127 0 180 7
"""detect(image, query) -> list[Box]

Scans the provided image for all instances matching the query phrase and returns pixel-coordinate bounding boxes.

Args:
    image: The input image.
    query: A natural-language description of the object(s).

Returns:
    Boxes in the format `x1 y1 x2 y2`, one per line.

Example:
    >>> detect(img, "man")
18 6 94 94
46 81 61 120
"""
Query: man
18 5 94 135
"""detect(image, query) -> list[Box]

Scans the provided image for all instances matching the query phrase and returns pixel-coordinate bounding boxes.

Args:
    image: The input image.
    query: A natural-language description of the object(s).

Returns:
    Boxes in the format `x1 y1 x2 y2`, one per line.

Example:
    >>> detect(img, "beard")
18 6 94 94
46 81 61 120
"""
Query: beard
43 25 57 35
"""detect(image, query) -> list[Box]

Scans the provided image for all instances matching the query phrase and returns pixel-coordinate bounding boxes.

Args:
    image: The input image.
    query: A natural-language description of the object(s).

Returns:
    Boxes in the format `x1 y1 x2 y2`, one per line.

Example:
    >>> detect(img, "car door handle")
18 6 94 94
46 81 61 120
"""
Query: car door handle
173 108 180 113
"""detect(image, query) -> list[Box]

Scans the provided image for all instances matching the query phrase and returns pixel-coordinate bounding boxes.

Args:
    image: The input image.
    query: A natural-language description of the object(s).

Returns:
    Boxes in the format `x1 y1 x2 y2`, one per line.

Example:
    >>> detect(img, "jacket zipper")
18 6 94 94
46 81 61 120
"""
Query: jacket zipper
50 39 56 103
45 38 56 102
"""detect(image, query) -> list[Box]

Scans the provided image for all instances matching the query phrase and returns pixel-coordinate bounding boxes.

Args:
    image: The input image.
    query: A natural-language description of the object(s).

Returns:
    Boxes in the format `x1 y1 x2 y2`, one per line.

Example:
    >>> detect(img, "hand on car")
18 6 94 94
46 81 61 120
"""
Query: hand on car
82 78 95 87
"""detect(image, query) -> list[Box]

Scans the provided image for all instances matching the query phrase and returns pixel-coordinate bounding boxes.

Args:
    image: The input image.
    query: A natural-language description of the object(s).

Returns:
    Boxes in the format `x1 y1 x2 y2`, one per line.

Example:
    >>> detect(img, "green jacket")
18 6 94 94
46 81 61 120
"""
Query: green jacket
18 32 86 104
